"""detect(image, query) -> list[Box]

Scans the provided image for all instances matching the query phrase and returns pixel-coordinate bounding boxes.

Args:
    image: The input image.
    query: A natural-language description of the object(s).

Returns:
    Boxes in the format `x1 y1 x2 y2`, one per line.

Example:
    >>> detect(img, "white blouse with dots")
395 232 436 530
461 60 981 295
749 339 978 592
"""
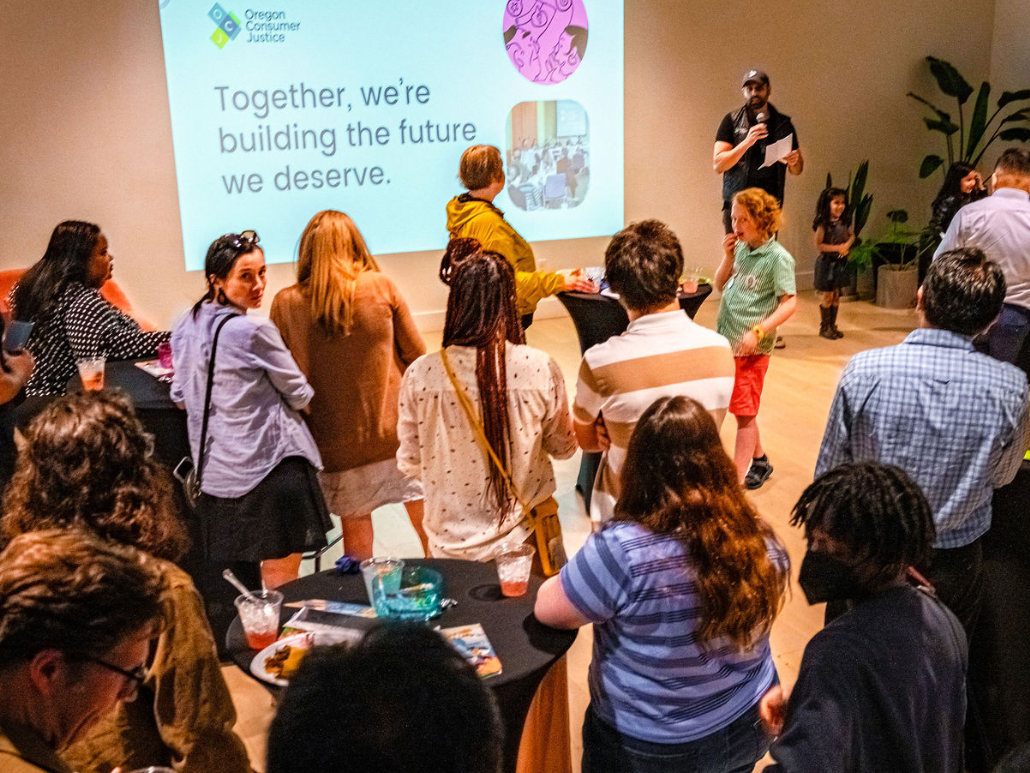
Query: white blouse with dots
397 342 577 561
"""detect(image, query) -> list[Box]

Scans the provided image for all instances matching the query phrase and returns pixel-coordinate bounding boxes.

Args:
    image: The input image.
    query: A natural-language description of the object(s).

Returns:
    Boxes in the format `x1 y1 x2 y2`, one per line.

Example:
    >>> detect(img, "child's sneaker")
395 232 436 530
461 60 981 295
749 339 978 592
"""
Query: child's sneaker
745 456 773 490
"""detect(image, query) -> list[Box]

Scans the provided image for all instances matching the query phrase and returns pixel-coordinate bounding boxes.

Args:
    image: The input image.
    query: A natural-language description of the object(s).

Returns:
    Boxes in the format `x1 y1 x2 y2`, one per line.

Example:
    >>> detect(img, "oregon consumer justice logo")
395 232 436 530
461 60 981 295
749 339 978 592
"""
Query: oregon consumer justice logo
209 4 242 48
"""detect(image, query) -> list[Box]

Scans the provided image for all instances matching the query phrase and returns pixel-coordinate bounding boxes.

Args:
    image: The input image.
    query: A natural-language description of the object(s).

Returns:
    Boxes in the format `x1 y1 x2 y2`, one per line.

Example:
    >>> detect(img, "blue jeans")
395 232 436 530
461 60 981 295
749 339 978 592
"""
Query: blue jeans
582 702 769 773
976 303 1030 365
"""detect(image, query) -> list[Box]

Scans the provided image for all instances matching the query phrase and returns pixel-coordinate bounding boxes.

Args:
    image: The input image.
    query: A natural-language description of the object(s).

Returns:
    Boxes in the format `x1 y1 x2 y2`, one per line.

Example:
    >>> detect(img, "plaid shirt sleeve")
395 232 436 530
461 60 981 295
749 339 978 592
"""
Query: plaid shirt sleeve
815 364 855 477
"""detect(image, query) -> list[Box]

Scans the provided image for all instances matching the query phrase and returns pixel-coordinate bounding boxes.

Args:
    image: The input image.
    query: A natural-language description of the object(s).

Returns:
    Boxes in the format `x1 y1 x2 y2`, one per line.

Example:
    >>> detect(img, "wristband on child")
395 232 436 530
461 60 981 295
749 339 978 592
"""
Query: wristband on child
752 324 765 339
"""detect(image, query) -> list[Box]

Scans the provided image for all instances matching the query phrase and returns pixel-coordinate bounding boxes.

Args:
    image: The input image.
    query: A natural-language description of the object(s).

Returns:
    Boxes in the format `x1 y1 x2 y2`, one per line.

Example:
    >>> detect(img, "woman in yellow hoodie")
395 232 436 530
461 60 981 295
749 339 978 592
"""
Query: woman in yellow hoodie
446 144 596 328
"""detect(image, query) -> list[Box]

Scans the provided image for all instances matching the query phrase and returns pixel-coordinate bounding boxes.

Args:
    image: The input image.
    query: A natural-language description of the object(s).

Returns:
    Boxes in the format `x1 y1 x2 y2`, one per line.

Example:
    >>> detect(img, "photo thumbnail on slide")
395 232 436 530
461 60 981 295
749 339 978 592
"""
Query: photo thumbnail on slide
506 100 589 211
158 1 623 270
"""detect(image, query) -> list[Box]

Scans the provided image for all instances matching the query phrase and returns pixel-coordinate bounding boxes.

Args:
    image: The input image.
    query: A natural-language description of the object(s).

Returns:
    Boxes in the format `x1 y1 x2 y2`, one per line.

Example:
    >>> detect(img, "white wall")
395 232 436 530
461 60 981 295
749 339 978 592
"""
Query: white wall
0 0 1002 329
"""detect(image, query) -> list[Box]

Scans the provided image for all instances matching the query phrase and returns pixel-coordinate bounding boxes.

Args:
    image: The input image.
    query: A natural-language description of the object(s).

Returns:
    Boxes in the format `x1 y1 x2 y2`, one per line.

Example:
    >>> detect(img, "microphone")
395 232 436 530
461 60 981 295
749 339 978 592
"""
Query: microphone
754 111 768 156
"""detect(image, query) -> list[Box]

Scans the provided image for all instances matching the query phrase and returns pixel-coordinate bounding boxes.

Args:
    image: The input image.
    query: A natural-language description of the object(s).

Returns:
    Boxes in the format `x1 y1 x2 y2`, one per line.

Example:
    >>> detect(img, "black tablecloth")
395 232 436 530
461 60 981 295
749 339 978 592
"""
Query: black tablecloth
557 285 714 507
69 360 262 656
969 460 1030 768
226 559 576 773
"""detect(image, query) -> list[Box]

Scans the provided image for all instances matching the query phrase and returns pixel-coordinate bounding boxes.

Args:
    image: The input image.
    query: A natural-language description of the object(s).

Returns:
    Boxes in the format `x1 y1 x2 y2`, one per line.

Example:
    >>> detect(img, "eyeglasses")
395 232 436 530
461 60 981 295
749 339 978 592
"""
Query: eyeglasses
231 230 260 251
80 655 148 697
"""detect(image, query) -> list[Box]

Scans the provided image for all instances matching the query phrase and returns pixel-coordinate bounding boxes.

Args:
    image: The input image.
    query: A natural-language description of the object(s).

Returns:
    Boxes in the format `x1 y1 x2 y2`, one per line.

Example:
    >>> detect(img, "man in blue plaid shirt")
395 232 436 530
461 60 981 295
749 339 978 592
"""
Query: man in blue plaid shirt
816 248 1029 636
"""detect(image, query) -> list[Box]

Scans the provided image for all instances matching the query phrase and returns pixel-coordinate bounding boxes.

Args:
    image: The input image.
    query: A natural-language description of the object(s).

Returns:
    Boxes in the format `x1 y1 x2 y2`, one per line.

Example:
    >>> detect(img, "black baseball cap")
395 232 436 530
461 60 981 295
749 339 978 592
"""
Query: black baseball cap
742 69 770 87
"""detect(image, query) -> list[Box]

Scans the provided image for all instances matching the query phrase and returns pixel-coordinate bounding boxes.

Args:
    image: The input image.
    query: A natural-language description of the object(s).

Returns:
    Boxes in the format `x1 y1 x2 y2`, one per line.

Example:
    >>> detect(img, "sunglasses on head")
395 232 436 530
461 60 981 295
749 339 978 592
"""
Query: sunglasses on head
230 230 260 252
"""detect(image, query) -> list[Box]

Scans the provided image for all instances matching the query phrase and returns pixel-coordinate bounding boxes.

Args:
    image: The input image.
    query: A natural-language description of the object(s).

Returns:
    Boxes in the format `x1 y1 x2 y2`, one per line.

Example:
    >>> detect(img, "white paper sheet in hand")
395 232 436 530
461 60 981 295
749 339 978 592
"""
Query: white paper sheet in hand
760 134 794 168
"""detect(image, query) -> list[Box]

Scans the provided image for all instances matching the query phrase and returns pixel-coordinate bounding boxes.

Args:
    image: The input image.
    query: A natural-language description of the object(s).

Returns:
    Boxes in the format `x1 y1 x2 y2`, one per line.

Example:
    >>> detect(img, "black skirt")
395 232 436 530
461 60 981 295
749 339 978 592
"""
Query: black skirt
198 456 332 562
814 254 850 292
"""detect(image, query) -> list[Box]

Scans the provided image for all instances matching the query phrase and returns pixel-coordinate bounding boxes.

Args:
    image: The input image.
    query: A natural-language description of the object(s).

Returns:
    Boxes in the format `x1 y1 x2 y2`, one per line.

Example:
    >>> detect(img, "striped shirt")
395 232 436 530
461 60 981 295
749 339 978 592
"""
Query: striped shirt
560 522 783 744
716 238 796 355
573 311 734 523
816 328 1029 548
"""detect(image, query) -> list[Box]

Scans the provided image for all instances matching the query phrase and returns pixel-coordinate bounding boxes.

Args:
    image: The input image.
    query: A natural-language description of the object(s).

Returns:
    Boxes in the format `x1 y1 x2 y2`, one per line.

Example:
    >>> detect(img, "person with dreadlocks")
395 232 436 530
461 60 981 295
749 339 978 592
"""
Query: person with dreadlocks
536 395 788 773
397 248 575 558
397 248 577 773
763 463 967 773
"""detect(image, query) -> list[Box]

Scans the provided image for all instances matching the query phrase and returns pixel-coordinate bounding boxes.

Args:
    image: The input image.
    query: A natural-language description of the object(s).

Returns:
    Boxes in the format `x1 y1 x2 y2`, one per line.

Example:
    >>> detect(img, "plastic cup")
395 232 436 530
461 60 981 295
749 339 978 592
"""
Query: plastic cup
680 267 703 295
234 590 283 650
76 356 106 392
376 566 444 621
360 557 404 615
157 342 173 370
496 544 535 597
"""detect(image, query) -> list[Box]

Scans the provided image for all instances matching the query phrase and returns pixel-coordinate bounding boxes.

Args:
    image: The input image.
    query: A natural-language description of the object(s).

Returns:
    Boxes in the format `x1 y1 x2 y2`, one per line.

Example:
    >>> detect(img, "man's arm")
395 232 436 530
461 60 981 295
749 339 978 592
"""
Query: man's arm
713 123 768 173
815 374 855 477
784 147 804 175
573 358 605 452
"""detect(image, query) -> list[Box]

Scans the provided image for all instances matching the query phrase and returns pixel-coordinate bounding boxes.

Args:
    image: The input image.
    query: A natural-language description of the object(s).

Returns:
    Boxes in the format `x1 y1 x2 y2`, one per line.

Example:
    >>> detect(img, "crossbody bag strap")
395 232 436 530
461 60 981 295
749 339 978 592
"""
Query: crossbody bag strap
196 313 237 489
438 347 532 517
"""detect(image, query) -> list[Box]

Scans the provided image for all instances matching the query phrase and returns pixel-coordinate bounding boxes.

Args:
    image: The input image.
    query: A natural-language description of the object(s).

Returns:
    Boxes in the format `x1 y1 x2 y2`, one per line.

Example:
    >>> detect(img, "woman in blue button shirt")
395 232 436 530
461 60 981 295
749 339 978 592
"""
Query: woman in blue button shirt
171 231 330 589
535 395 788 773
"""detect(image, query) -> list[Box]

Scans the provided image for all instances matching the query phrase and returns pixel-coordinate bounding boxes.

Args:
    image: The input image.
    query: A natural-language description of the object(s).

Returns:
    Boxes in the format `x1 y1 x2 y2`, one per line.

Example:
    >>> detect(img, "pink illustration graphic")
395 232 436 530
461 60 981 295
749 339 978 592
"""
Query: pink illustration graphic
503 0 589 85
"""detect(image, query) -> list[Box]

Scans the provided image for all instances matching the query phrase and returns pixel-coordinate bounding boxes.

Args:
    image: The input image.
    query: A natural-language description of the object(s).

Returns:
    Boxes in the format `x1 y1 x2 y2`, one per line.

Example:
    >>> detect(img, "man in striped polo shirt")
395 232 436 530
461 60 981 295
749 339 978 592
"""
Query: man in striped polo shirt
574 219 735 525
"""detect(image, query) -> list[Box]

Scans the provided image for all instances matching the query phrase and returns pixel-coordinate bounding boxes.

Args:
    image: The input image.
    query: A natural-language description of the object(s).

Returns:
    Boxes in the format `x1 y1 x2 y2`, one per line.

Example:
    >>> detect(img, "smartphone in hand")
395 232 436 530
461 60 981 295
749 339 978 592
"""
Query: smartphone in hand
3 321 33 353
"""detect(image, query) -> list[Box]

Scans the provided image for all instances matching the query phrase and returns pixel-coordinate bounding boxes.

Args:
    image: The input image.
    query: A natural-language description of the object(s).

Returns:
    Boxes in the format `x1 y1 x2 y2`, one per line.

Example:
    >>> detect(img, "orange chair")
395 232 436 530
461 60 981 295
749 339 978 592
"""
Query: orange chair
0 269 156 330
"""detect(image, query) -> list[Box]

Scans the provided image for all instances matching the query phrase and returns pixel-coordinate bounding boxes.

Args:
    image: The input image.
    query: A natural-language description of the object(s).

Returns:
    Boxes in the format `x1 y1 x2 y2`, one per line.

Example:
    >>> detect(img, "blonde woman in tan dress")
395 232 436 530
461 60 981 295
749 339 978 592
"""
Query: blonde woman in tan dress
271 211 426 559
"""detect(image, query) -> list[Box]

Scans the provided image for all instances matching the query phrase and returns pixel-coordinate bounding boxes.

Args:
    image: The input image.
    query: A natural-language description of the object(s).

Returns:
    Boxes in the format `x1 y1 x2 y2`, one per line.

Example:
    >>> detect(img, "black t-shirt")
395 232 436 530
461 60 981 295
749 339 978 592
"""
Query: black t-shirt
715 104 799 206
765 584 967 773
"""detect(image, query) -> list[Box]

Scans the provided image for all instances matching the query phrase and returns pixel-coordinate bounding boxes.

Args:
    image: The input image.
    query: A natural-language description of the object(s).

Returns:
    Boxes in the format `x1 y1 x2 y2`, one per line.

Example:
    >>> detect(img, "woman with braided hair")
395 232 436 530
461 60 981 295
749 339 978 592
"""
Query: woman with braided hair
397 247 577 773
763 462 967 773
397 248 575 559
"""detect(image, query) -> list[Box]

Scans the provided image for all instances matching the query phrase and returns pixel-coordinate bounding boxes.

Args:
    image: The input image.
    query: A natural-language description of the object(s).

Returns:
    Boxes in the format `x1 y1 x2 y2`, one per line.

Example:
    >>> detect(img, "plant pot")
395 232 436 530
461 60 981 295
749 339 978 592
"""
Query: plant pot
876 264 918 308
856 266 875 300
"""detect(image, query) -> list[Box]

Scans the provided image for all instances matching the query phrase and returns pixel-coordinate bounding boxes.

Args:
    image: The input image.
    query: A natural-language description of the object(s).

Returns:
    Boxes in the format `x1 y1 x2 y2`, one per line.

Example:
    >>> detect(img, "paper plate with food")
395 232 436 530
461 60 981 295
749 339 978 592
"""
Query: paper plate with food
250 632 317 687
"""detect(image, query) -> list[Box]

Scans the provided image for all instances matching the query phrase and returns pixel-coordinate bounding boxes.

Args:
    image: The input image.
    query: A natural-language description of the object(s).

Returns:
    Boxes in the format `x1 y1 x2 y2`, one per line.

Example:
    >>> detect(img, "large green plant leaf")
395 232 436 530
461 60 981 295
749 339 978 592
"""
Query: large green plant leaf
998 90 1030 107
852 160 868 203
920 155 945 178
967 82 991 158
924 117 959 135
999 128 1030 142
907 92 952 120
1001 108 1030 124
927 57 974 103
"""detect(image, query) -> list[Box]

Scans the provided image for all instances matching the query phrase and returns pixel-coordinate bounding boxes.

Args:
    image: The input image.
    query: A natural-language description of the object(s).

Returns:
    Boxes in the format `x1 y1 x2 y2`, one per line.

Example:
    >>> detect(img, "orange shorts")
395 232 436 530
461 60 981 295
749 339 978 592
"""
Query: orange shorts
729 355 770 417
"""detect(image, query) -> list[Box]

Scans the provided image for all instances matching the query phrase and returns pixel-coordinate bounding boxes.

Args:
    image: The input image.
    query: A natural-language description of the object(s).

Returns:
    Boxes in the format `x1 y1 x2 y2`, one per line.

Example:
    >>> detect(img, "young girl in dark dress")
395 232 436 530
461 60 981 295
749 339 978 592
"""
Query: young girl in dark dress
812 188 855 340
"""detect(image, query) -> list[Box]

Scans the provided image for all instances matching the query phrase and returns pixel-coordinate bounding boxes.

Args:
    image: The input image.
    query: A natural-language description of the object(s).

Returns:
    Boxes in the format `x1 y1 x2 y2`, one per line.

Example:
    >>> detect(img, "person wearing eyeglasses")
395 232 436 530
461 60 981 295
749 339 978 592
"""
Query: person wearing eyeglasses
0 392 253 773
10 220 169 398
0 529 165 773
170 231 330 589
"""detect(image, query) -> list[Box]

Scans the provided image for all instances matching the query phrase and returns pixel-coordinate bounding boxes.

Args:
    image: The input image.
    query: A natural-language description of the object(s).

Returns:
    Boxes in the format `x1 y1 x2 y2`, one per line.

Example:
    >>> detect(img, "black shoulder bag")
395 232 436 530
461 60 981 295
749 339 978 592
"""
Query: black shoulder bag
173 313 236 510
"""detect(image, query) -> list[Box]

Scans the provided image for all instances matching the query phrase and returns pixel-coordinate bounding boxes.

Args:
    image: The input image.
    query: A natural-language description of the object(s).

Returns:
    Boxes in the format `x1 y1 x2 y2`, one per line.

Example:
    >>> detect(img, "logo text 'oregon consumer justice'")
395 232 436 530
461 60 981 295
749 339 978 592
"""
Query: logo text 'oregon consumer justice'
209 4 241 48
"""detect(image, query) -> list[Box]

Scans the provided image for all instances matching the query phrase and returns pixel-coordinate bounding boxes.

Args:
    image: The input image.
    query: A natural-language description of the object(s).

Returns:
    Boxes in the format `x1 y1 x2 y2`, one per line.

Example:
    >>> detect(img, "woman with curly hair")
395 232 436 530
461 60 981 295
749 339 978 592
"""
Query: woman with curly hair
536 395 789 773
714 187 797 489
0 391 251 773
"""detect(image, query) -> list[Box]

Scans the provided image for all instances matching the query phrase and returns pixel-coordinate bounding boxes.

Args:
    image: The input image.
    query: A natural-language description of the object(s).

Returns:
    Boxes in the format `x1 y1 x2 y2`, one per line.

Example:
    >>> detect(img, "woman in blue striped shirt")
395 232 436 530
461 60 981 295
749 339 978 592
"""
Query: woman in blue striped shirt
535 395 788 773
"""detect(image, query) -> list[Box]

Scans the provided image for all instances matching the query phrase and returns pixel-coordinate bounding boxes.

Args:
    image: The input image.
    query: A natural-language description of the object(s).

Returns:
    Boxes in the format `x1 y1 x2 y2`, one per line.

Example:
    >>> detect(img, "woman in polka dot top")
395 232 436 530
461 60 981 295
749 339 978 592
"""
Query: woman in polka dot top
10 221 169 397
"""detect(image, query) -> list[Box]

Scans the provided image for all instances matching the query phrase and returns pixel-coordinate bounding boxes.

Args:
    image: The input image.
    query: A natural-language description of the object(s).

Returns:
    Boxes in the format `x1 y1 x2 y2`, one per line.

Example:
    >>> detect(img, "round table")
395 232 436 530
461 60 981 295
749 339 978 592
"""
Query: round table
226 559 577 773
557 285 714 507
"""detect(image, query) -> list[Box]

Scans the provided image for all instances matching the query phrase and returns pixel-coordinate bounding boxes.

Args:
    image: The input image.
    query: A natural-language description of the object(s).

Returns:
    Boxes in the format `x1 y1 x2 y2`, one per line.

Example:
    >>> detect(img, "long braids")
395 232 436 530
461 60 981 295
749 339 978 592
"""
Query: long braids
441 251 524 516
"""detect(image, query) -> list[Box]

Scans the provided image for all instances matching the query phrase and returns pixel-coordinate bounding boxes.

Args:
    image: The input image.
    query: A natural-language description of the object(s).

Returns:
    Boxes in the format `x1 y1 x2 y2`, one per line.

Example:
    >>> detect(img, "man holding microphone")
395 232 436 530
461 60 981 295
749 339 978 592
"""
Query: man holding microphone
714 69 804 233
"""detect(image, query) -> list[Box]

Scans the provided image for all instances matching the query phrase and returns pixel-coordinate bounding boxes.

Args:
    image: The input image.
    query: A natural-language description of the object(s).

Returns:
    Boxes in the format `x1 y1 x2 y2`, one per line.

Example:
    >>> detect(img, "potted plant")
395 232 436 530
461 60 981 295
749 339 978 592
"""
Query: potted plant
849 209 926 308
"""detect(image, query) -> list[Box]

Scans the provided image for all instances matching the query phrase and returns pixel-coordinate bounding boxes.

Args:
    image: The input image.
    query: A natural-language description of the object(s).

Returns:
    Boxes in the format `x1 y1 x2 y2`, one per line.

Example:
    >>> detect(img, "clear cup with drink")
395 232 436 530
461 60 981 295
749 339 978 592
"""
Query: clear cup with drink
360 557 404 616
76 355 106 392
496 544 535 597
234 589 283 650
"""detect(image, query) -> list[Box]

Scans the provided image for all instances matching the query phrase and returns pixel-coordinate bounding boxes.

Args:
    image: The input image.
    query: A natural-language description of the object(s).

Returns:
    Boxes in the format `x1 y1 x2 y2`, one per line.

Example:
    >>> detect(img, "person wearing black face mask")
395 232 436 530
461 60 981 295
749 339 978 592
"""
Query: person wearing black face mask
760 463 967 773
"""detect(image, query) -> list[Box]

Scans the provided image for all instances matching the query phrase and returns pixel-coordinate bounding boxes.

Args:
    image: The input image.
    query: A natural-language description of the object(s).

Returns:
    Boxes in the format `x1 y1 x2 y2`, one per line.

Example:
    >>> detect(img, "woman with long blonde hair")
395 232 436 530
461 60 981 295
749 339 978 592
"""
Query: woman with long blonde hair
536 395 788 773
271 211 425 559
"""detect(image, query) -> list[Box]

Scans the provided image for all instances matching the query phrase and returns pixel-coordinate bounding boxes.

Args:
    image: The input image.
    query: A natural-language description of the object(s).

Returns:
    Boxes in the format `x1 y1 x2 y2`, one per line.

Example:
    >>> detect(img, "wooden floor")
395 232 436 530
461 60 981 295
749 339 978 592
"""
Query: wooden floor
223 293 919 771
